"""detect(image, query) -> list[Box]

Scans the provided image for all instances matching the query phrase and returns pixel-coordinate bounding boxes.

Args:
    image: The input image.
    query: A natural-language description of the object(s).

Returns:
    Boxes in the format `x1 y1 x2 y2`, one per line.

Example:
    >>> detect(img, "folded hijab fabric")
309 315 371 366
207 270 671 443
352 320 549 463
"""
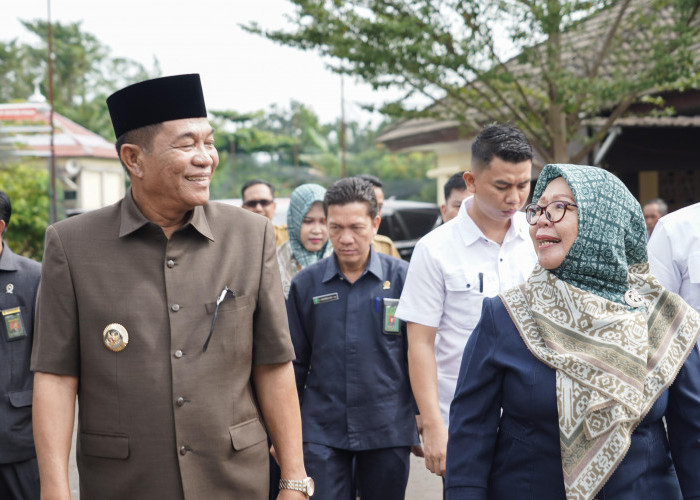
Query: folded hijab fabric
501 164 700 500
286 183 331 268
531 163 647 305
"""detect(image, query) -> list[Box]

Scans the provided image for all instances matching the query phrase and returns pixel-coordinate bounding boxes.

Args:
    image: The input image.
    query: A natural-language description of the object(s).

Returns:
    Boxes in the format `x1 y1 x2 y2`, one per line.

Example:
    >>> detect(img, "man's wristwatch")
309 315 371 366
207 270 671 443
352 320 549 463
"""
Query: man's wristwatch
279 477 315 497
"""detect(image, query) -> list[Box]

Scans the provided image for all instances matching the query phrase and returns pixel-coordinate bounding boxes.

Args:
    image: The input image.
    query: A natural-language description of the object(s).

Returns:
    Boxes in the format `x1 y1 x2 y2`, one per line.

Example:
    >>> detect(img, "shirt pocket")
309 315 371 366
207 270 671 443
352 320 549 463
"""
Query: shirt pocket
80 431 130 459
444 270 490 330
445 270 497 295
688 252 700 284
204 295 253 356
229 417 267 451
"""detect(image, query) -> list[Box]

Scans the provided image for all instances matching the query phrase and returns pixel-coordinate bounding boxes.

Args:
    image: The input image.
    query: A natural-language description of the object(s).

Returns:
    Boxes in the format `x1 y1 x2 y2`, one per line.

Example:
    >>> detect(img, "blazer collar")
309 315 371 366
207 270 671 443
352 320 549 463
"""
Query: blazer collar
119 189 214 241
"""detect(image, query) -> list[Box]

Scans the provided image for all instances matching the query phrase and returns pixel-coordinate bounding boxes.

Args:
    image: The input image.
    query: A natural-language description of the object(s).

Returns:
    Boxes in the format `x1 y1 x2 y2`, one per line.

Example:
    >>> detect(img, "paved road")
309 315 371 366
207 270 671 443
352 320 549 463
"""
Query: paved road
406 453 444 499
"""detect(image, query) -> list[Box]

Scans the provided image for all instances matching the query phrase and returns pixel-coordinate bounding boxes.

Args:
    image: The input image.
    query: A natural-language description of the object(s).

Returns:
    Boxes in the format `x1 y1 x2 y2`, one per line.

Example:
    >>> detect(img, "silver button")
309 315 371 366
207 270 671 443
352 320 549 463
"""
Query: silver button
167 259 175 268
171 304 180 312
176 397 185 407
179 446 187 456
174 350 183 359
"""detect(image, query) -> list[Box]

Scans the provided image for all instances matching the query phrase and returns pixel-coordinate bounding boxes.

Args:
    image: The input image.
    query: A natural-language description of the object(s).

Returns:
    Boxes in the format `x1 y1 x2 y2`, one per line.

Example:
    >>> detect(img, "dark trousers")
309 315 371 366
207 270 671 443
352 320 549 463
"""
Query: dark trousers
304 442 410 500
0 457 40 500
269 452 281 500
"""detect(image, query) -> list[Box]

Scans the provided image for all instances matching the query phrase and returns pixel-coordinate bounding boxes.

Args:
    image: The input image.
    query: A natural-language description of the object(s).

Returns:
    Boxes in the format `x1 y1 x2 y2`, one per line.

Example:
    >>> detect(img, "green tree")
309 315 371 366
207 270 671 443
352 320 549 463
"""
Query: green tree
0 161 49 260
247 0 699 163
209 101 436 200
1 20 159 139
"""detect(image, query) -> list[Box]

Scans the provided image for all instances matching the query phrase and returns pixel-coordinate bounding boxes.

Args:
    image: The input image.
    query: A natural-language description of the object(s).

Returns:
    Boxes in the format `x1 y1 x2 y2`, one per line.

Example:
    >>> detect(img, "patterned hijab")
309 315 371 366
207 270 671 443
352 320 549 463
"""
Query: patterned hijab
532 164 647 305
287 184 331 268
501 164 700 500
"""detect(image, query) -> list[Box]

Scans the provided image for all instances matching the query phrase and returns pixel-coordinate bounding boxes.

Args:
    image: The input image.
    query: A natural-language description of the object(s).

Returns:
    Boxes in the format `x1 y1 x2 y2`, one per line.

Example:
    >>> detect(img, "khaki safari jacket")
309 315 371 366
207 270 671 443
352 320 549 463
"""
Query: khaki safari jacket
31 190 294 499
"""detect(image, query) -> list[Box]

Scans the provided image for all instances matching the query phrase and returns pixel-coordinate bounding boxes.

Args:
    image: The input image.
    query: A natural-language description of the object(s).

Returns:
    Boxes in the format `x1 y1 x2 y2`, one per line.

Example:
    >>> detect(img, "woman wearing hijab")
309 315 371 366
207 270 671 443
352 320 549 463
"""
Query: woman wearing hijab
277 183 333 299
445 164 700 500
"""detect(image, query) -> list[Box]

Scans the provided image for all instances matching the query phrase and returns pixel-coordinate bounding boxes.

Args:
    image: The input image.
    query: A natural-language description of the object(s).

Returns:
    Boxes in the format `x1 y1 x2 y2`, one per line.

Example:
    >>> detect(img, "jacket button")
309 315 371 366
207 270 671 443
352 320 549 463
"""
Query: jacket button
167 259 175 268
176 397 185 407
171 304 180 312
179 446 188 456
174 350 183 359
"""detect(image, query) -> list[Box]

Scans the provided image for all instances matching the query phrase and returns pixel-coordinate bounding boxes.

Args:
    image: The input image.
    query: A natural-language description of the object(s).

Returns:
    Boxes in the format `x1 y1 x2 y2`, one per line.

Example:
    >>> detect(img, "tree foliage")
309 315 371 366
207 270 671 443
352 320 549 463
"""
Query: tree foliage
1 20 159 139
0 161 49 261
208 101 436 201
247 0 700 163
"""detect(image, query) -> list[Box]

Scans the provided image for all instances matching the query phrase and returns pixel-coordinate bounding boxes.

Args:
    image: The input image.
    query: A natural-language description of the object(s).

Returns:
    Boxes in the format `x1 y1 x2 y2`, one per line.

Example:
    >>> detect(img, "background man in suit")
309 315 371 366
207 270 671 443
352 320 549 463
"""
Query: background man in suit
355 174 401 259
0 190 41 499
642 198 668 239
440 172 469 223
31 75 311 499
242 179 289 247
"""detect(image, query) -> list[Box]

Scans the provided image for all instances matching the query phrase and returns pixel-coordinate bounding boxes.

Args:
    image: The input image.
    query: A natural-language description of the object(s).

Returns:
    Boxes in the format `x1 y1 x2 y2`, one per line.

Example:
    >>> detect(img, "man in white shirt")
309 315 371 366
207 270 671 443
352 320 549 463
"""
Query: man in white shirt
648 202 700 313
396 123 537 478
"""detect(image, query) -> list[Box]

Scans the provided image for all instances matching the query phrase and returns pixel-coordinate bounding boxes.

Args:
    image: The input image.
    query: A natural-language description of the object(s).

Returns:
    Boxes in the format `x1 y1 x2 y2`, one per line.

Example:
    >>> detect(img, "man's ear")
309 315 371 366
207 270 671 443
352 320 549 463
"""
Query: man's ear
463 171 476 192
120 144 145 178
372 214 381 235
0 220 6 236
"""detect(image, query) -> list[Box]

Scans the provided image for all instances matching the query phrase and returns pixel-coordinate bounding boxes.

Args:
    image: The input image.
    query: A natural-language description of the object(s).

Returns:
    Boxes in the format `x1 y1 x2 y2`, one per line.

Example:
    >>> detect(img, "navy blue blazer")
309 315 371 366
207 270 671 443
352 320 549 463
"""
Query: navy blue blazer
446 297 700 500
0 244 41 464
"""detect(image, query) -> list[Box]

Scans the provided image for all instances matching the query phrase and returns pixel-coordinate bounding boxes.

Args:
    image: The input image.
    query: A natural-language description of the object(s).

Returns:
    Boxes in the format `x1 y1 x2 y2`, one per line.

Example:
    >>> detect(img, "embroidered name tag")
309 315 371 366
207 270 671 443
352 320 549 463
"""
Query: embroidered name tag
2 307 26 341
313 293 339 305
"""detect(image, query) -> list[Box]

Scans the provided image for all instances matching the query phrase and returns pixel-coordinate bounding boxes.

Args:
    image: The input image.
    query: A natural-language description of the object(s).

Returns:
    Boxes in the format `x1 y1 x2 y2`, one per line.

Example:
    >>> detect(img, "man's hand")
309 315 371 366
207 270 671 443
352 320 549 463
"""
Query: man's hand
406 322 446 475
277 489 308 499
421 419 448 476
411 415 424 457
33 372 78 500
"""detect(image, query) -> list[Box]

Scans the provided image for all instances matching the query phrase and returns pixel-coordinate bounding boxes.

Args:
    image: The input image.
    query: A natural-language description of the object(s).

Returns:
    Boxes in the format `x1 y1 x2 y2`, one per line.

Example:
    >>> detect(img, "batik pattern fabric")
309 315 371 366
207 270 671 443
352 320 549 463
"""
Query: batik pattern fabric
502 163 700 499
532 164 647 305
502 263 700 499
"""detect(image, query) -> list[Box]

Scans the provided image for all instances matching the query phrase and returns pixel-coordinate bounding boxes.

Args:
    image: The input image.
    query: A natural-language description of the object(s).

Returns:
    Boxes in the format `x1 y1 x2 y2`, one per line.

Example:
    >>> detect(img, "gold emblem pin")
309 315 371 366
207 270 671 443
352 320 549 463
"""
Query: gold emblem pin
382 281 391 290
103 323 129 352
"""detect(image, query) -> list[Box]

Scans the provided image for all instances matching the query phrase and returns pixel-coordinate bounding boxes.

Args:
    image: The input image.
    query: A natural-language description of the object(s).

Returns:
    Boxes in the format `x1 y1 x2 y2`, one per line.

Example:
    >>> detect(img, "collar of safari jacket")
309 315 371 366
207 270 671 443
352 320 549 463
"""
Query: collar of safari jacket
0 243 19 271
119 188 214 241
322 246 384 283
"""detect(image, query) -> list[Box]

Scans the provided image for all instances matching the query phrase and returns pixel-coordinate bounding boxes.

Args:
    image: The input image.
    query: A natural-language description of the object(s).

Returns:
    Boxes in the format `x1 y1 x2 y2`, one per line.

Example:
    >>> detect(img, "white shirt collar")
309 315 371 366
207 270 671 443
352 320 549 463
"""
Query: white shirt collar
455 195 530 247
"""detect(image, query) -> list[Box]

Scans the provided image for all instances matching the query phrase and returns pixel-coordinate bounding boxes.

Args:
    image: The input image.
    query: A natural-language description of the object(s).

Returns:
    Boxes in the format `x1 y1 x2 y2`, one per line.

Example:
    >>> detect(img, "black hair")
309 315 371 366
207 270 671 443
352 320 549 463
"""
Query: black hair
324 177 378 219
355 174 383 188
0 190 11 235
472 123 533 172
114 123 163 172
444 171 467 200
241 179 275 199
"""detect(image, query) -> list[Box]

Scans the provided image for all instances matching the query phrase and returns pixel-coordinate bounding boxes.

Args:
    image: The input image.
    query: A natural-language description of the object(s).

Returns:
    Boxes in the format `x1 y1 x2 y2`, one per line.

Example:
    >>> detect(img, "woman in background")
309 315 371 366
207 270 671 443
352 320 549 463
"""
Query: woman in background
277 183 333 299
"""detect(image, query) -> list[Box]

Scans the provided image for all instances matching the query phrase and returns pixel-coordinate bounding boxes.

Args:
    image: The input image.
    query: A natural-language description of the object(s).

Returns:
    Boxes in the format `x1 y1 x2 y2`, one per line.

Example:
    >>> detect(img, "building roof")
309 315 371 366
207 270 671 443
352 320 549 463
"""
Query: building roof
587 115 700 127
377 0 699 152
0 101 117 159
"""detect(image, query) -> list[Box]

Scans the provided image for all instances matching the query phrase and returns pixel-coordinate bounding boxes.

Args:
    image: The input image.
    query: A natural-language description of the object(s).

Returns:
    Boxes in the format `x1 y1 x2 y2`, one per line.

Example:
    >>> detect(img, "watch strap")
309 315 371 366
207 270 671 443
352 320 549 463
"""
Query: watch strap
279 477 311 496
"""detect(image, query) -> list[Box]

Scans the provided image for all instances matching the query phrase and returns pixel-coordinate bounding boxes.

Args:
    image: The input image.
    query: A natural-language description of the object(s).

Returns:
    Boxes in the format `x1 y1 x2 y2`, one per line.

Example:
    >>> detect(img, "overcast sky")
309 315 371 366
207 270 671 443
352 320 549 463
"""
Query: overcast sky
1 0 407 124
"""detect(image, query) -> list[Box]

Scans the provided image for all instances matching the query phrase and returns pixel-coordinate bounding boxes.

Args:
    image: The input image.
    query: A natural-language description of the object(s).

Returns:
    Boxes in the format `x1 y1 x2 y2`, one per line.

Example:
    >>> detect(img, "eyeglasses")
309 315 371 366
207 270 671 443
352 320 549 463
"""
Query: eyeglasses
525 201 578 225
242 199 274 209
